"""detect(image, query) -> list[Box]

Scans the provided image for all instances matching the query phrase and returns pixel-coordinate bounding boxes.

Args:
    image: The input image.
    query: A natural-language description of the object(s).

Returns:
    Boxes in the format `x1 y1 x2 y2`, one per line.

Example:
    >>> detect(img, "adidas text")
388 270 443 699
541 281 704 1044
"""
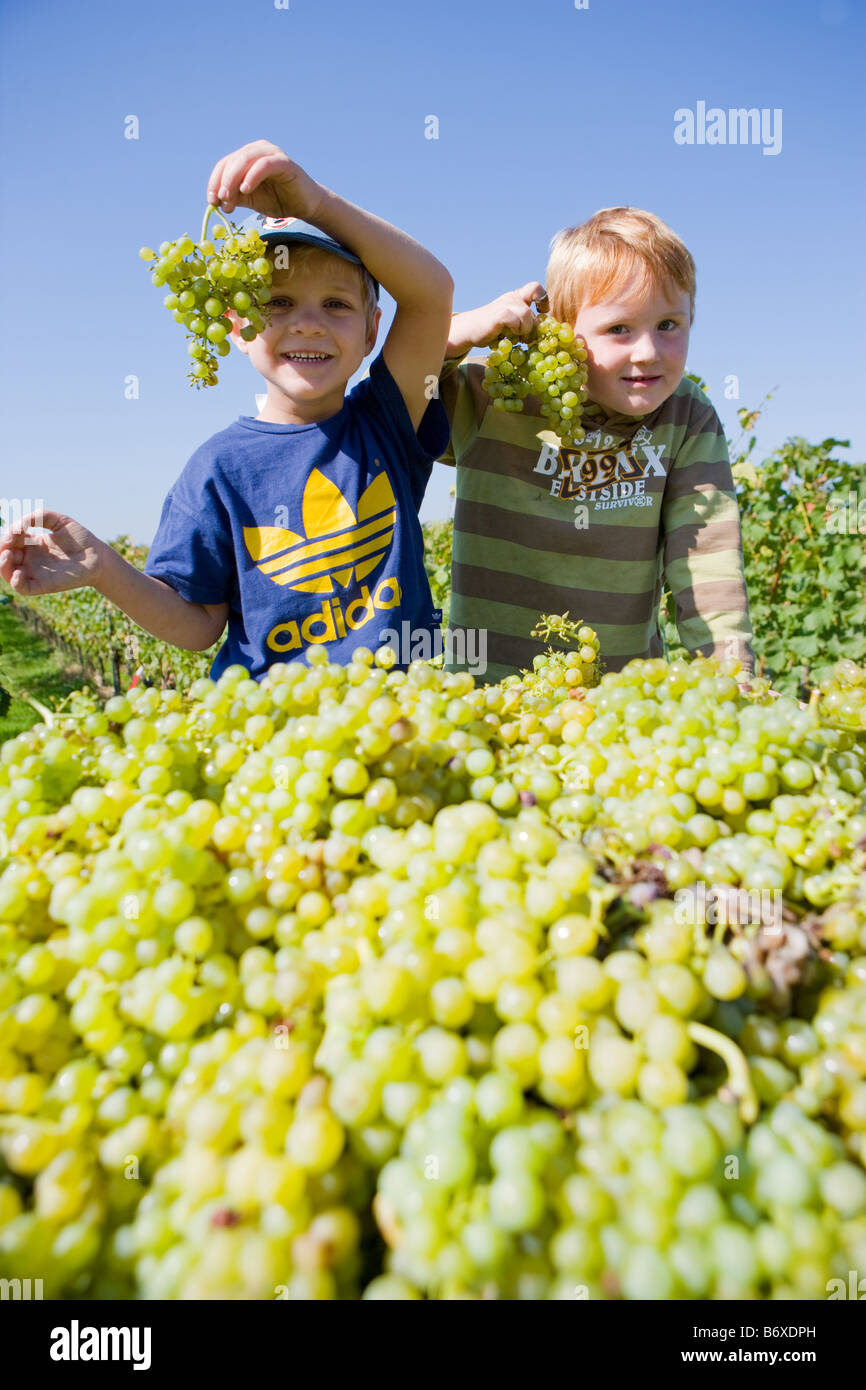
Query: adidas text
266 578 401 652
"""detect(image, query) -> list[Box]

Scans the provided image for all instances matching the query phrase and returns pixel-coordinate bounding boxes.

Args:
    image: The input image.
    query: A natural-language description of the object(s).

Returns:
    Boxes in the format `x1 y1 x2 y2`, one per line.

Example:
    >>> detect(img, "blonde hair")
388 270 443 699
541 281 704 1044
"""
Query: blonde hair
545 207 696 327
267 241 379 334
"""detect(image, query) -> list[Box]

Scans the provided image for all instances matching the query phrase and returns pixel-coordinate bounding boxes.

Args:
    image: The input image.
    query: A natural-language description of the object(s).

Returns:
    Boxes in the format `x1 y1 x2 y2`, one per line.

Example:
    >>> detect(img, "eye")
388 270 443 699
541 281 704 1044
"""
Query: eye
607 324 628 335
659 319 678 331
325 299 351 309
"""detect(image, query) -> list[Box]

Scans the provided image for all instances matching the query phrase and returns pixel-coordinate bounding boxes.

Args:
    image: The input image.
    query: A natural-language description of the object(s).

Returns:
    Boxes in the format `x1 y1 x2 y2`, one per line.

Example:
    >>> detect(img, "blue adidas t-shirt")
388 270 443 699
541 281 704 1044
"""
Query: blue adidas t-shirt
145 350 449 680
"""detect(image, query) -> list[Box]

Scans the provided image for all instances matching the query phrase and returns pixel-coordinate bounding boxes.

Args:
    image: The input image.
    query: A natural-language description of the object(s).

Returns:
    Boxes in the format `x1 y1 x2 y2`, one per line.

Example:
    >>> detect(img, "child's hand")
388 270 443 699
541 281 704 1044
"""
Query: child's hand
447 282 548 358
206 139 321 223
0 511 105 597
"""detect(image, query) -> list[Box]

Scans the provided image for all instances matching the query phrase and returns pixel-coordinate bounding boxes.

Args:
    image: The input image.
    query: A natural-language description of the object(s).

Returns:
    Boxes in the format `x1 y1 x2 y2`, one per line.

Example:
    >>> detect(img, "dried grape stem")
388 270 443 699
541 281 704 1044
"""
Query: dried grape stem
687 1021 759 1124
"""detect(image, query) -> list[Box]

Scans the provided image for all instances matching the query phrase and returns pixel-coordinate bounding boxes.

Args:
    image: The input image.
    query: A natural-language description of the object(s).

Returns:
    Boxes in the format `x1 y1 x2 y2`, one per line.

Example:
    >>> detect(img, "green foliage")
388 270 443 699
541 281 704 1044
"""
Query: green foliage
0 601 89 743
735 434 866 694
422 516 453 629
663 394 866 694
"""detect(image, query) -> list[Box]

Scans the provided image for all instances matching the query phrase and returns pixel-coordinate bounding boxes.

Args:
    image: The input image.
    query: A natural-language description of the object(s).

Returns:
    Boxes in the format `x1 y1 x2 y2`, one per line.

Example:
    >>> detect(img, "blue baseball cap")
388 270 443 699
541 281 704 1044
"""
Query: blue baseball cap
239 212 380 300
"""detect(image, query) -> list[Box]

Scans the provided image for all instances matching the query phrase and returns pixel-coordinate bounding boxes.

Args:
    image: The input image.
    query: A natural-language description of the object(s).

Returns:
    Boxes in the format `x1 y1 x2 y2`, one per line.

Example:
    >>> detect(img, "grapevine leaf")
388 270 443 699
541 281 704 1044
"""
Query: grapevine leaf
732 459 759 488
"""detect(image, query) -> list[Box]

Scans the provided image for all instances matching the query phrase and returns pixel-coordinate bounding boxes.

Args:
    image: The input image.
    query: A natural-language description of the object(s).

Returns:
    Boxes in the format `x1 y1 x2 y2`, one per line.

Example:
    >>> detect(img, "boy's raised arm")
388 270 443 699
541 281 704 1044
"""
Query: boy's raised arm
436 283 550 465
208 140 453 432
445 283 548 359
310 183 454 431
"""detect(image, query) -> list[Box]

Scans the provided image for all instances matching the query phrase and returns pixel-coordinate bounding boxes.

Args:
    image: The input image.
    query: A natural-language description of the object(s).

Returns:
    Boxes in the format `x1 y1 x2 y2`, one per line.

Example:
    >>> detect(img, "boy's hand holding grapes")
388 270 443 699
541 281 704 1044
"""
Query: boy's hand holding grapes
447 281 548 358
206 139 323 222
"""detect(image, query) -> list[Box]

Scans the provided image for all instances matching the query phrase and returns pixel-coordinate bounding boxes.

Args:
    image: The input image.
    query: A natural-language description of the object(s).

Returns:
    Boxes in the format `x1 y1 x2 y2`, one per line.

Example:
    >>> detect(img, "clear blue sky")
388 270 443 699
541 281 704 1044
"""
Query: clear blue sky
1 0 863 542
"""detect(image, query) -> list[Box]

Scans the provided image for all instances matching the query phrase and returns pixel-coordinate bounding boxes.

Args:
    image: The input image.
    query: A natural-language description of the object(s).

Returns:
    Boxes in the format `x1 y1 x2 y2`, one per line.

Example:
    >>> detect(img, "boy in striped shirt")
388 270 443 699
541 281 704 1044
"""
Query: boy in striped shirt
438 207 755 685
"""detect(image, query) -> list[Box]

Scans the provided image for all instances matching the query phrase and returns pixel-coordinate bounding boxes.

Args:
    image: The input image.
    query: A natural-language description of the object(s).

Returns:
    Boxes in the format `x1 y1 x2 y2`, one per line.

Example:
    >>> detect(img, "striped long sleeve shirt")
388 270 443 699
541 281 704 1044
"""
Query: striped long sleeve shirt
437 357 755 684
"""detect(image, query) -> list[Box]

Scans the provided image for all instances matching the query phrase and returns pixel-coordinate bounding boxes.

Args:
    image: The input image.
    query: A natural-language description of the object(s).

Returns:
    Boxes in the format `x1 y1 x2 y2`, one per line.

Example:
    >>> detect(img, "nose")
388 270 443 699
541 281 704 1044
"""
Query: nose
630 331 660 365
287 303 325 334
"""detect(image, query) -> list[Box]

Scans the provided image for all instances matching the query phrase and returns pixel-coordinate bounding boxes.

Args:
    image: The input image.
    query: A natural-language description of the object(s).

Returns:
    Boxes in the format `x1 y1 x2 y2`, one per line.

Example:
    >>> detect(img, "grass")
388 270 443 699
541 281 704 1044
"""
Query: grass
0 599 96 744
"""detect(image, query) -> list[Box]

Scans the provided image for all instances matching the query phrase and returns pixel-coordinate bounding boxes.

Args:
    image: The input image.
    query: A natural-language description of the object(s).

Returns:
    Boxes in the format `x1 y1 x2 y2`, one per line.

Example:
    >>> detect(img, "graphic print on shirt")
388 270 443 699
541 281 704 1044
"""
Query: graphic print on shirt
243 467 402 652
532 425 668 511
244 468 397 591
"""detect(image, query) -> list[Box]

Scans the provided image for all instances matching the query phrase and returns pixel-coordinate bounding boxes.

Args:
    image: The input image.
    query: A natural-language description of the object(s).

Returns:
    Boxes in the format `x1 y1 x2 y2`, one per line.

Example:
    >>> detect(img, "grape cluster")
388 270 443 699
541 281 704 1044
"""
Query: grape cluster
0 631 865 1298
482 314 590 447
527 614 601 689
817 658 866 732
140 205 273 389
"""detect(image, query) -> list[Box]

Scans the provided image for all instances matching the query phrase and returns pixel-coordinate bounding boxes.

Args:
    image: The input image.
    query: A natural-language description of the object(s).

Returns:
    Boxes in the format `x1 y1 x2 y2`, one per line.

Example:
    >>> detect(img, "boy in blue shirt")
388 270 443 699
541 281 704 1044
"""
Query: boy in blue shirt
0 140 453 679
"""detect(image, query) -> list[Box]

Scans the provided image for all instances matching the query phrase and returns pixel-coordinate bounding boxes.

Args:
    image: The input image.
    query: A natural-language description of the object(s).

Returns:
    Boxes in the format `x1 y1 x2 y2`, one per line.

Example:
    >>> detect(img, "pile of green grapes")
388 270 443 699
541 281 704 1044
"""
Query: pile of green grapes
140 205 273 388
0 631 865 1300
482 314 590 447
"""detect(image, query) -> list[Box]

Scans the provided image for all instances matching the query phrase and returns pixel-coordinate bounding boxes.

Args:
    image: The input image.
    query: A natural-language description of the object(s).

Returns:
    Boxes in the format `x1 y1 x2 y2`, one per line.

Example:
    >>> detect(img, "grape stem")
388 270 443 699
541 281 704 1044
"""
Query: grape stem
200 203 235 245
20 692 56 727
687 1021 759 1124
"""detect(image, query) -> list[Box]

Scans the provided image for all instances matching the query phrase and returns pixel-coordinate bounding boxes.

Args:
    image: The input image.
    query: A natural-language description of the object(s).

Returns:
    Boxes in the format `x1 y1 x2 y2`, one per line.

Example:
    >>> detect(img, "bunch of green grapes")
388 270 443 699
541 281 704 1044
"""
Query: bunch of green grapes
139 205 273 389
786 960 866 1169
482 314 589 446
816 659 866 732
529 614 601 691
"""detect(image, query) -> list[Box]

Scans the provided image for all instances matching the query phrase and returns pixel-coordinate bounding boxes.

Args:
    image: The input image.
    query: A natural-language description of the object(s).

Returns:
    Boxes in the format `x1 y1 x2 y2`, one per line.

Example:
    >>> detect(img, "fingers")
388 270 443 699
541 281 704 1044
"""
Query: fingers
0 528 30 557
9 569 33 595
0 526 40 585
206 156 230 209
0 549 19 582
1 554 29 593
0 516 33 547
207 141 287 213
517 281 547 306
207 139 274 189
207 149 255 211
236 155 287 203
1 509 66 543
519 304 539 337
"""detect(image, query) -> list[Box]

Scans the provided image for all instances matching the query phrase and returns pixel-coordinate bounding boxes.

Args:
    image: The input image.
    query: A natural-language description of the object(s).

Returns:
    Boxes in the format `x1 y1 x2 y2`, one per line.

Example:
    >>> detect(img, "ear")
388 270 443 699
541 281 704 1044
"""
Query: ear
365 306 382 356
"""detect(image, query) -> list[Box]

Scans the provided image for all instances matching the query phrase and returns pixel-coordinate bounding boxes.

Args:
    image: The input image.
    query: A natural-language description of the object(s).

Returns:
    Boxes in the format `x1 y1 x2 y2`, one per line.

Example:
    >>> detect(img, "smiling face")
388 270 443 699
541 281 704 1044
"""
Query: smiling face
230 246 380 424
573 270 692 417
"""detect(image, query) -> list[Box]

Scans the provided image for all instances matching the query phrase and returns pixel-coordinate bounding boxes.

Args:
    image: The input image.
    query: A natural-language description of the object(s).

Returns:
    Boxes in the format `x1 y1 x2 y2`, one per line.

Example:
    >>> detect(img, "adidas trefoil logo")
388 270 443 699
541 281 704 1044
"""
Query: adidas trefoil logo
244 468 397 593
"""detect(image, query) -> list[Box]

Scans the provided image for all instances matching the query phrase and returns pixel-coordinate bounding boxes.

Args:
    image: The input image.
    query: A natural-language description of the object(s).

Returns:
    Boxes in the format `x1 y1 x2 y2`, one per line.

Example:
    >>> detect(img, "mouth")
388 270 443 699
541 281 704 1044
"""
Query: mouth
623 375 662 386
281 351 333 365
